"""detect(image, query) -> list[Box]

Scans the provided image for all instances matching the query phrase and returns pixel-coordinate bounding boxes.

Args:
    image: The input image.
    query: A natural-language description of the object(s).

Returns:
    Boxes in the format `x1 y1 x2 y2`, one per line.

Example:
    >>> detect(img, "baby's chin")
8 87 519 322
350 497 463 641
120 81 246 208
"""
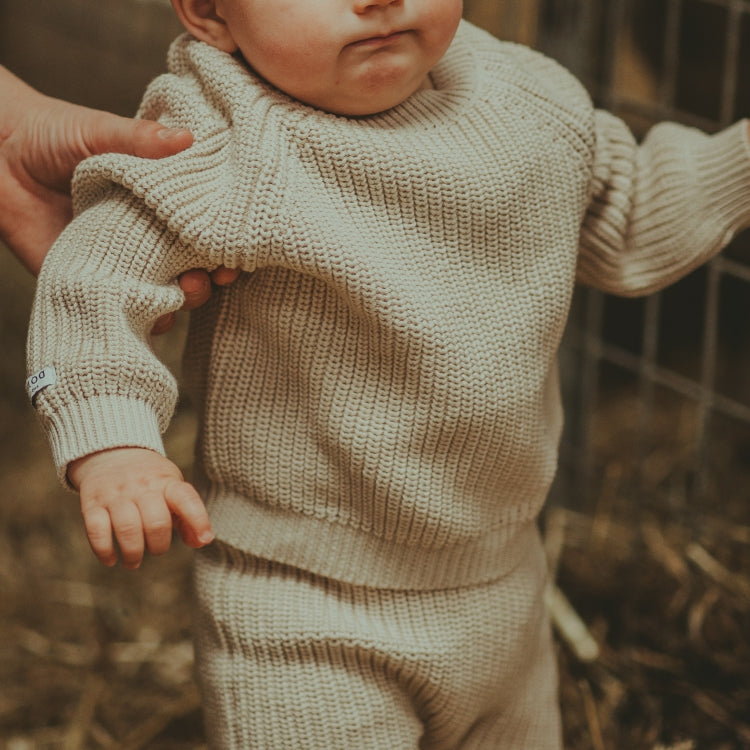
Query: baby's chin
317 76 435 117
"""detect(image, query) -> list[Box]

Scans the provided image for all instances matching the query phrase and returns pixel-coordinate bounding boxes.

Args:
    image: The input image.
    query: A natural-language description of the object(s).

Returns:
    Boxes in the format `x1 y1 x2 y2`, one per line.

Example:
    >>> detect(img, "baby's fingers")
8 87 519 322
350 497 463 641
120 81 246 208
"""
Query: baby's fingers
82 505 117 567
164 480 214 549
109 502 146 569
139 499 175 557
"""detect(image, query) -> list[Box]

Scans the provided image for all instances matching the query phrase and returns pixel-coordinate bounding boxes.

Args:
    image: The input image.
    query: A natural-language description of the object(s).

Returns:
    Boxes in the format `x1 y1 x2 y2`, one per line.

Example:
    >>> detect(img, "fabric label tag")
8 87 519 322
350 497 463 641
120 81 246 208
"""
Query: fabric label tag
27 366 57 404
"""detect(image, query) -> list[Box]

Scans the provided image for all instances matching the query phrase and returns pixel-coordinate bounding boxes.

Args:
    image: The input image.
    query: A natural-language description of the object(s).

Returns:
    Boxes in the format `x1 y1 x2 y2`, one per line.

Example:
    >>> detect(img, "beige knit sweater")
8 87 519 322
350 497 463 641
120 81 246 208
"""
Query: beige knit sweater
28 21 750 589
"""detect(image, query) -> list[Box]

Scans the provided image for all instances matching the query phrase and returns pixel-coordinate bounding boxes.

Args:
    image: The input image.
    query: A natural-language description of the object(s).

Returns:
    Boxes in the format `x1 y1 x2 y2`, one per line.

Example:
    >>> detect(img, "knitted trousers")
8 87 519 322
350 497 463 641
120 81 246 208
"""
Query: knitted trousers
191 533 562 750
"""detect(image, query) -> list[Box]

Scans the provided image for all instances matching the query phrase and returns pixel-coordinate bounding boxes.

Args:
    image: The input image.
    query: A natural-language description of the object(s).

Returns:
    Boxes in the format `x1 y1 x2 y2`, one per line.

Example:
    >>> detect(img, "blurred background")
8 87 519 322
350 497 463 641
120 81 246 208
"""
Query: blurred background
1 0 749 747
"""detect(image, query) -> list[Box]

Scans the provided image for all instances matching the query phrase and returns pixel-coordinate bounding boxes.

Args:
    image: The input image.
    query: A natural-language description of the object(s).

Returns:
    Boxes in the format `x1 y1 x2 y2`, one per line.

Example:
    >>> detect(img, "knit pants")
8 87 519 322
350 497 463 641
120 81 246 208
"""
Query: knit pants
191 535 561 750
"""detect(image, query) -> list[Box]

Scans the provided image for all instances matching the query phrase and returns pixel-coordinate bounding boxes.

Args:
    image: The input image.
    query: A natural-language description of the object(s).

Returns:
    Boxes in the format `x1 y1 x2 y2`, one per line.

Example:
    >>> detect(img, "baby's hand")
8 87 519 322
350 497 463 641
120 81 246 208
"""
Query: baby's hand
68 448 214 569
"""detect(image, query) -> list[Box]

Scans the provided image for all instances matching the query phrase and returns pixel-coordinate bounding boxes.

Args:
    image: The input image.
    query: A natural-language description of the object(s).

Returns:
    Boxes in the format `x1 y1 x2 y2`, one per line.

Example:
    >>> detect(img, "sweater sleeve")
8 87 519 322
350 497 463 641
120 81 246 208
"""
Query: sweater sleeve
577 112 750 296
26 36 289 484
26 182 210 484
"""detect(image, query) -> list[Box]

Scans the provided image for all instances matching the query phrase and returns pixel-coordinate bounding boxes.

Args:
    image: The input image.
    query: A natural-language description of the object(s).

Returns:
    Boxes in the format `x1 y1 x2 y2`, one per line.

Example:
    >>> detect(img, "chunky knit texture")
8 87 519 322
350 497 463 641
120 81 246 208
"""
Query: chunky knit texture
28 21 750 590
192 536 560 749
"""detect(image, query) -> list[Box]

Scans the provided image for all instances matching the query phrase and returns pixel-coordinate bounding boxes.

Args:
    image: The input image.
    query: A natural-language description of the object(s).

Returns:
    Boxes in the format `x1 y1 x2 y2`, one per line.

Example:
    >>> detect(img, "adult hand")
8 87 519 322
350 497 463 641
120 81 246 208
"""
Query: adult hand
0 67 241 333
151 266 241 335
0 65 193 274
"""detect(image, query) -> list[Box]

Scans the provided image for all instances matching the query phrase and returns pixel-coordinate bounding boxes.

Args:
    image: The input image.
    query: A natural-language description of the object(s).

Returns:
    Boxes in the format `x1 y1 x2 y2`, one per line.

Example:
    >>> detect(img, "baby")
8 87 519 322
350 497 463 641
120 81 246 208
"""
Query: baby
27 0 750 748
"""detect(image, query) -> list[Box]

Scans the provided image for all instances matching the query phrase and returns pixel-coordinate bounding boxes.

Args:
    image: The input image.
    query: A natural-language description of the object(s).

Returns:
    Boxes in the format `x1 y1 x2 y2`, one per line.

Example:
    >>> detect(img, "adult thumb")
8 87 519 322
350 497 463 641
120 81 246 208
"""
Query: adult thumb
81 111 193 161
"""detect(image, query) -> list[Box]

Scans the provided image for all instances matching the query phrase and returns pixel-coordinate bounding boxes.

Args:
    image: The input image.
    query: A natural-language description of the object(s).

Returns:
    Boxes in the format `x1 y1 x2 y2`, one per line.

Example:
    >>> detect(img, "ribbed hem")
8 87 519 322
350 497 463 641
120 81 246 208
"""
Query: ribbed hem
206 487 540 590
42 395 165 487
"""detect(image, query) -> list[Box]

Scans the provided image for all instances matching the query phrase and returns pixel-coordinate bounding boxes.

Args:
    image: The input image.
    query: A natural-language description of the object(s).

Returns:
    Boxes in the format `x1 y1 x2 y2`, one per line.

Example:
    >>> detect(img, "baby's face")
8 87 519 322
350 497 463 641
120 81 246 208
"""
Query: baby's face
214 0 463 115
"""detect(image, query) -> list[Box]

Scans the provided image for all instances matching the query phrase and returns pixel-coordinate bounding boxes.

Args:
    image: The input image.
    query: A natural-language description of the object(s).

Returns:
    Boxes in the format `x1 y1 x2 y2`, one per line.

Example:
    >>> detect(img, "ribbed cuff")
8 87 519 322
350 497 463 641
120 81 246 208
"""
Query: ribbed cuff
694 119 750 240
41 395 166 487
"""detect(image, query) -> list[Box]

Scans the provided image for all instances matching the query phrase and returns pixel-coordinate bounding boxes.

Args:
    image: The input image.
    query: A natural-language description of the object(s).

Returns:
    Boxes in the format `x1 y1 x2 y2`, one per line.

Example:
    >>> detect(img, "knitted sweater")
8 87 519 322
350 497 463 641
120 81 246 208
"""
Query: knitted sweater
28 21 750 589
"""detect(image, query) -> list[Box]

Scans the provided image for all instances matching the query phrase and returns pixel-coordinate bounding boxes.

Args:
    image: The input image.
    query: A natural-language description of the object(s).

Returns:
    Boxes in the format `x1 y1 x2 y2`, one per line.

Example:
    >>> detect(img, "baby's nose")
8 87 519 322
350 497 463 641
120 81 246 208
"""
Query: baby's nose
353 0 401 13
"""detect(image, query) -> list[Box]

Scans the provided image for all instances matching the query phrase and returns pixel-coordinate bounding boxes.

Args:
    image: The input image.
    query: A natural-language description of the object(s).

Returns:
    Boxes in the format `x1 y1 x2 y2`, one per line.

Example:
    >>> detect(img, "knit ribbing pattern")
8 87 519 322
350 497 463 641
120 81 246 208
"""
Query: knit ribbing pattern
27 22 750 588
192 537 561 749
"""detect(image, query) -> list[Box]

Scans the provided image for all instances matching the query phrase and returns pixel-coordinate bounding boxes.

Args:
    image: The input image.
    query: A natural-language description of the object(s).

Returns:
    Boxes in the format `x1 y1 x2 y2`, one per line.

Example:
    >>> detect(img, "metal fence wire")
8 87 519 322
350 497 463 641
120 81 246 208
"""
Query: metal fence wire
464 0 750 511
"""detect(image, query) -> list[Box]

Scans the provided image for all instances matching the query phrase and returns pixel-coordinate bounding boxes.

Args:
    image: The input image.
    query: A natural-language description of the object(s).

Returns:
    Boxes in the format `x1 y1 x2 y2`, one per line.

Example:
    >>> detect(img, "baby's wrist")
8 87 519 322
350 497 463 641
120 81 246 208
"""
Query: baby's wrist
67 449 109 490
67 446 157 489
66 454 89 489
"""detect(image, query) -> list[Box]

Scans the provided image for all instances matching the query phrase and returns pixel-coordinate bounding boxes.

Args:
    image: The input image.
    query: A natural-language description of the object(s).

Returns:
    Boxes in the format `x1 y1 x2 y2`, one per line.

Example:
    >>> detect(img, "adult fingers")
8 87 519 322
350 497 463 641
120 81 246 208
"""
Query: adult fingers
151 265 240 335
82 112 193 162
153 267 233 335
177 268 211 311
151 312 176 336
210 266 241 286
129 119 194 159
1 203 69 275
0 157 73 273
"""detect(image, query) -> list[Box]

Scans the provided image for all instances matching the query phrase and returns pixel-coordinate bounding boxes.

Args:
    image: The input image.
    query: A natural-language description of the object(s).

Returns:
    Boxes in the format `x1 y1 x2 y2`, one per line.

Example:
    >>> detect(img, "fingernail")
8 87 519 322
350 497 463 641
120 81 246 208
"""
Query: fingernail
158 127 191 141
198 531 214 545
